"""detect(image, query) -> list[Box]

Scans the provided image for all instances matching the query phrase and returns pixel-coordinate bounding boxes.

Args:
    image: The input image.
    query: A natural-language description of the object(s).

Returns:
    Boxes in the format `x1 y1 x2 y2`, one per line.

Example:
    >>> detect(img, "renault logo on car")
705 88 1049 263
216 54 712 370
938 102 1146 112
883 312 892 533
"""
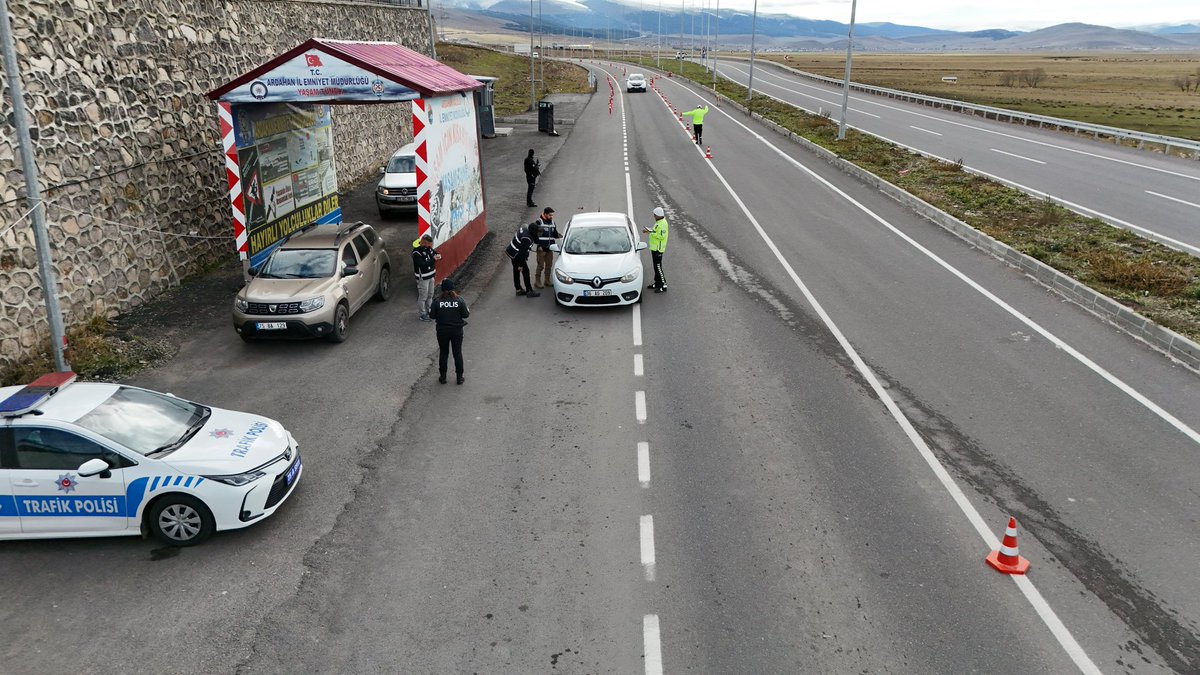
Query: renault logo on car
592 276 603 289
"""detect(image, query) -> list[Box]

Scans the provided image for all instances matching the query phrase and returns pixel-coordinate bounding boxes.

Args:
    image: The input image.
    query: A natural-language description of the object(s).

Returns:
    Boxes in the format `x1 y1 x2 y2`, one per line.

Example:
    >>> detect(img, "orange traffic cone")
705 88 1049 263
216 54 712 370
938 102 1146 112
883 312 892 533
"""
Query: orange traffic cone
704 145 712 159
986 517 1030 574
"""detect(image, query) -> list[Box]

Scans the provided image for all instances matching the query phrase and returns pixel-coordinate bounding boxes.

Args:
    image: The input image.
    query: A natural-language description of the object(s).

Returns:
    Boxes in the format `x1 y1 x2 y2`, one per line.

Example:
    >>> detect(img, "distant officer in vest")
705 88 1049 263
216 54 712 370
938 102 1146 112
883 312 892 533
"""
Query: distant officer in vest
412 233 442 321
643 206 669 293
429 278 470 384
681 104 709 145
532 207 560 289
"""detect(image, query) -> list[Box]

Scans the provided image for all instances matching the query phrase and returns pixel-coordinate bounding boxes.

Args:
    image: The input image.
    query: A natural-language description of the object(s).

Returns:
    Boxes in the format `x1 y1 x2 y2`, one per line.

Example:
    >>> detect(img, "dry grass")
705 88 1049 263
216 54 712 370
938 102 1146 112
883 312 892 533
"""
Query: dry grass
1 315 174 387
435 42 590 115
752 52 1200 140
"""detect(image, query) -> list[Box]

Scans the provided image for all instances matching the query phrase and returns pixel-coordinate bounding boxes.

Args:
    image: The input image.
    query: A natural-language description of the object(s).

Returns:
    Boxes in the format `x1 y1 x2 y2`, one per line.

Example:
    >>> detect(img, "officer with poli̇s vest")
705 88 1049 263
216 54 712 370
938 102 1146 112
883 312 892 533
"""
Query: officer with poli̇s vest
506 224 539 297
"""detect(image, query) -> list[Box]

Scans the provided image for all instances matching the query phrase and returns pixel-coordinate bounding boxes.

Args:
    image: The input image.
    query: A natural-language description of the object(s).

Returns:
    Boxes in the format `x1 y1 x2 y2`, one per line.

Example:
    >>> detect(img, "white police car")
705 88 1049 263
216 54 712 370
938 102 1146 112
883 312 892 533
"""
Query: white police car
0 372 302 546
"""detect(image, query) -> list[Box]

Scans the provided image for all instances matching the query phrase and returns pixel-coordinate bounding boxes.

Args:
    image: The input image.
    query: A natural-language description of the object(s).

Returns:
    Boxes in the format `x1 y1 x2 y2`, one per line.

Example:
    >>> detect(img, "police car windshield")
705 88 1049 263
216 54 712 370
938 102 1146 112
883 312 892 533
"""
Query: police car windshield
74 387 210 457
563 226 632 254
259 249 337 279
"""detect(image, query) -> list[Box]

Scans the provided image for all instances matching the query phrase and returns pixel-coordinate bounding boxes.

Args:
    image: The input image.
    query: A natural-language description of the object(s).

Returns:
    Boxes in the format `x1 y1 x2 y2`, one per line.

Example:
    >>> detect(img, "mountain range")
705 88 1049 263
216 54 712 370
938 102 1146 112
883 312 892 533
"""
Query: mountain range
439 0 1200 51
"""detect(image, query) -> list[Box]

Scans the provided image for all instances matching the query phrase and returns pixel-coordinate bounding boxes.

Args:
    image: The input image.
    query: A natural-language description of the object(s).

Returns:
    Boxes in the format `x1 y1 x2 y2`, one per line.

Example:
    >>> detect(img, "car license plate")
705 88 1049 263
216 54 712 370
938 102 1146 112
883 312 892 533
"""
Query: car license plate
285 457 301 486
399 195 416 202
256 322 287 330
583 290 612 297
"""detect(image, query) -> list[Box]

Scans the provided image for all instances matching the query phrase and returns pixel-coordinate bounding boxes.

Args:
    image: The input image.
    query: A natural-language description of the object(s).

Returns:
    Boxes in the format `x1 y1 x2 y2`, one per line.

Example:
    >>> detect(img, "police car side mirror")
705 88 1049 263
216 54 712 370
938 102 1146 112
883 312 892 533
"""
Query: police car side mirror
549 243 561 253
78 458 111 479
635 242 648 251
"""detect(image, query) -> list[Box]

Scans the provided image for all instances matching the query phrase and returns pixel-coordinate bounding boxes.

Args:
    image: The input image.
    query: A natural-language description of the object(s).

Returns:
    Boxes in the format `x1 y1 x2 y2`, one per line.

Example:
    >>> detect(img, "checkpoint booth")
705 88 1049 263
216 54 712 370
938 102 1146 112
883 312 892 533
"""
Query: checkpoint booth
206 39 485 280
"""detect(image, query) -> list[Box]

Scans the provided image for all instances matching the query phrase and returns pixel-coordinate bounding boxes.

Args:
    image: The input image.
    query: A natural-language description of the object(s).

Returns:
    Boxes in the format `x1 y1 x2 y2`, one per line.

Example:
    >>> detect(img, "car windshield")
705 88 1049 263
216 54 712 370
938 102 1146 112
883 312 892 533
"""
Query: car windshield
387 155 416 173
630 74 645 80
258 249 336 279
564 225 632 254
74 387 211 457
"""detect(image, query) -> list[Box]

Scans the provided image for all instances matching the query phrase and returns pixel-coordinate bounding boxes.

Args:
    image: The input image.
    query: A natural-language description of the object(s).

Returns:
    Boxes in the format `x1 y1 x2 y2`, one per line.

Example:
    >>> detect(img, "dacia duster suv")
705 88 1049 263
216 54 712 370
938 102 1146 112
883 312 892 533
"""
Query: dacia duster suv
233 222 391 343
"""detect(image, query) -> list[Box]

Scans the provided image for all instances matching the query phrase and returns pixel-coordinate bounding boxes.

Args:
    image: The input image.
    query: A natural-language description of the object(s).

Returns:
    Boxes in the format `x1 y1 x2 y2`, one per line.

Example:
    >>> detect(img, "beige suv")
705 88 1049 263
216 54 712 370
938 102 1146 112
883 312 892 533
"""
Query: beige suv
233 222 392 343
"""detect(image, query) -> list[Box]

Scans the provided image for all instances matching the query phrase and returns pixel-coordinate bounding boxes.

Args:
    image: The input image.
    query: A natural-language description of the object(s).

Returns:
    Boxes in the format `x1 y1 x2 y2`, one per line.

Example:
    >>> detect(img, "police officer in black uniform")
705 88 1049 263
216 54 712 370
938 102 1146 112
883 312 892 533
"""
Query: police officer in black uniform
506 225 540 297
429 278 470 384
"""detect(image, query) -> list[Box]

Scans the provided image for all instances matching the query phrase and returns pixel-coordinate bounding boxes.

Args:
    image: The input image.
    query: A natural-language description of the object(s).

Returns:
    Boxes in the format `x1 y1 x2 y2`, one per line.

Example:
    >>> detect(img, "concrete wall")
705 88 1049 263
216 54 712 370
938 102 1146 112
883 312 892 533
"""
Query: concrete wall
0 0 431 375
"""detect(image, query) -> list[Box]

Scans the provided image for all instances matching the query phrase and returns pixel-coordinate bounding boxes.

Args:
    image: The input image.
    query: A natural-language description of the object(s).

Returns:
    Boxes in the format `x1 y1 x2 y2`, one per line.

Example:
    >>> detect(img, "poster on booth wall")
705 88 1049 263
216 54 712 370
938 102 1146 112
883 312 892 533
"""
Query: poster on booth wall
417 95 483 247
231 102 342 267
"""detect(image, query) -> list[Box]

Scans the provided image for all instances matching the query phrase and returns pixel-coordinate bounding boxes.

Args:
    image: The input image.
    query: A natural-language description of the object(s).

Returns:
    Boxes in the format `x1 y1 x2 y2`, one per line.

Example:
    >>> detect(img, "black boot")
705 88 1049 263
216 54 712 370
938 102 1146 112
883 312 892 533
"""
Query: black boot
456 374 465 385
438 372 447 384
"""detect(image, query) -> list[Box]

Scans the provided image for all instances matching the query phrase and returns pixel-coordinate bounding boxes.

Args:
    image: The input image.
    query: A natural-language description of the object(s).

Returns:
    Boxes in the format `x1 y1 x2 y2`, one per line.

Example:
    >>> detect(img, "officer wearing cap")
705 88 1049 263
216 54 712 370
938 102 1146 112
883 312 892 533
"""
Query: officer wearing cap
429 278 470 384
643 206 669 293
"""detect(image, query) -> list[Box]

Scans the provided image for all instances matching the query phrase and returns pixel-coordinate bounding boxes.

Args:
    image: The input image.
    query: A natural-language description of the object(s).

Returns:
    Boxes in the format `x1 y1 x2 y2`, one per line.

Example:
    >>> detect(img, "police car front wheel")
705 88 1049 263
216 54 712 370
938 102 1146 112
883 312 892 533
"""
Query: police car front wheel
148 495 215 546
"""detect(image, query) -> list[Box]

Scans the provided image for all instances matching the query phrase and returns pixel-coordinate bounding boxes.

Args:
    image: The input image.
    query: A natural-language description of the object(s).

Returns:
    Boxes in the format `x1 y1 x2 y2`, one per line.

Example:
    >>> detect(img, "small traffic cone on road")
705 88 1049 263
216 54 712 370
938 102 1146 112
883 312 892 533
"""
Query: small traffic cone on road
986 517 1030 575
704 145 712 159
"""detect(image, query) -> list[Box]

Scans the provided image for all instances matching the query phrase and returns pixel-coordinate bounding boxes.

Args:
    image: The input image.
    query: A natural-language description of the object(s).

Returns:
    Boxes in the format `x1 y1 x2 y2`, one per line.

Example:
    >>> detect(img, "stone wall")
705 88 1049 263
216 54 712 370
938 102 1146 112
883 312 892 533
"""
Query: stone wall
0 0 431 376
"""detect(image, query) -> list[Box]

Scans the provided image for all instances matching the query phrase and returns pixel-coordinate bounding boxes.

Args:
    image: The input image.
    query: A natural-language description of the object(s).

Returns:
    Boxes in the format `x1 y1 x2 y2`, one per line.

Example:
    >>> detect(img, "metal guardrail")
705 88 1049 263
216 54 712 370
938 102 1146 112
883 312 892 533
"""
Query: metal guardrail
750 59 1200 159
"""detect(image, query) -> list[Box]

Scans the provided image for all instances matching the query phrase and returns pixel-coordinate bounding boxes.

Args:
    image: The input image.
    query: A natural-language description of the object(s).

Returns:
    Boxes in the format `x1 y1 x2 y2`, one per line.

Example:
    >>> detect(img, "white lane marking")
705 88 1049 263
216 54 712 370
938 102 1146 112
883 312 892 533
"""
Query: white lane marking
640 514 656 580
638 441 651 487
655 76 1106 673
632 303 643 346
727 62 1200 183
643 614 663 675
634 353 644 376
1146 190 1200 209
911 125 943 136
635 390 647 423
991 148 1047 165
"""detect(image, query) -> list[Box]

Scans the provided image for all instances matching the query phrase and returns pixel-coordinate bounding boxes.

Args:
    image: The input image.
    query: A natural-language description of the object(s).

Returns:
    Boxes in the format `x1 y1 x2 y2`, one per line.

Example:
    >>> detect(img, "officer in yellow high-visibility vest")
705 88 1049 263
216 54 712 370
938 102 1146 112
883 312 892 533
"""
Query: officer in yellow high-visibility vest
680 104 709 145
642 206 669 293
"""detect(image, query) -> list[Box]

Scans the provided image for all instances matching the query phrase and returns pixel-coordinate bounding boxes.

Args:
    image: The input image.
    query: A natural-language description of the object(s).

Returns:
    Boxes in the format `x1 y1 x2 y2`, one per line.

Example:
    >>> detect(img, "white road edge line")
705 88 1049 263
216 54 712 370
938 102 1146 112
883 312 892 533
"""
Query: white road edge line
656 75 1105 674
715 66 1200 255
1146 190 1200 209
638 441 651 487
634 353 644 376
640 514 656 581
643 614 663 675
910 125 943 136
635 390 647 424
991 148 1047 165
726 62 1200 183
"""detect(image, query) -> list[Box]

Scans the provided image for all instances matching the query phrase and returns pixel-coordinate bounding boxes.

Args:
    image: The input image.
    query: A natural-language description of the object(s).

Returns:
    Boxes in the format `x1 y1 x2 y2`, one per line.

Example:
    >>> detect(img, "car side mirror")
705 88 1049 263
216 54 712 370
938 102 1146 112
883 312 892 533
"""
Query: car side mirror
247 267 259 277
378 167 385 174
78 458 111 479
635 242 648 251
342 266 359 277
549 243 561 253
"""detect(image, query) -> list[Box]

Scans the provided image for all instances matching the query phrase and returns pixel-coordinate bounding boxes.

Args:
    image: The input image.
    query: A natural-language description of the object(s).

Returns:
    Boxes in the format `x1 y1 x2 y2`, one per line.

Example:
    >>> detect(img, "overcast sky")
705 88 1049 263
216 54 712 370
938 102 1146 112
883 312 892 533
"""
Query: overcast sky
686 0 1199 32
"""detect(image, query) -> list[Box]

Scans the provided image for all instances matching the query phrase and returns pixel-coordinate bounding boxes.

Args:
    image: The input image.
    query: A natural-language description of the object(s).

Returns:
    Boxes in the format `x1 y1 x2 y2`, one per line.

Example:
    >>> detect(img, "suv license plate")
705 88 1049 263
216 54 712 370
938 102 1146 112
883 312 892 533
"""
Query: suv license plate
583 290 612 297
399 196 416 202
257 322 287 330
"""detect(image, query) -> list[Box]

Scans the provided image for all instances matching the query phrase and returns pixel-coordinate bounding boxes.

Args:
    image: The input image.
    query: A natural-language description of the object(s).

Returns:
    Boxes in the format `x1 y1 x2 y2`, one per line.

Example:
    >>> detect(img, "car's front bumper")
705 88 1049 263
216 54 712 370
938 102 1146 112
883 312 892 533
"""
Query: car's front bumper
377 194 418 211
552 277 642 306
216 450 303 531
233 315 336 340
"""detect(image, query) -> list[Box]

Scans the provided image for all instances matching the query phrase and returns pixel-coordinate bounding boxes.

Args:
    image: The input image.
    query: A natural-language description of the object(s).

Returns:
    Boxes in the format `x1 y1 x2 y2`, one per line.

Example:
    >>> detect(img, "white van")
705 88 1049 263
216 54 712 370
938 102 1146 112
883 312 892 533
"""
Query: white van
376 143 418 218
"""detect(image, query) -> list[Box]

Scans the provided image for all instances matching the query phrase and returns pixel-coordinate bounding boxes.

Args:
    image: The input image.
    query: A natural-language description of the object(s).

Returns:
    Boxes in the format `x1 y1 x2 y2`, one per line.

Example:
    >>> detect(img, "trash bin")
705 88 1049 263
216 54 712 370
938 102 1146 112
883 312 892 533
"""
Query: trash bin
537 100 555 134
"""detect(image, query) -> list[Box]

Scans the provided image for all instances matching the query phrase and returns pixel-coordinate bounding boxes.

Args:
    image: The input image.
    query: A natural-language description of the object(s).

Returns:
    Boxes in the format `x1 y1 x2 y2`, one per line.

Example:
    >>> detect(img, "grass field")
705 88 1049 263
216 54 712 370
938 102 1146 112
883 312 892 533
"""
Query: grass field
751 52 1200 140
435 43 591 116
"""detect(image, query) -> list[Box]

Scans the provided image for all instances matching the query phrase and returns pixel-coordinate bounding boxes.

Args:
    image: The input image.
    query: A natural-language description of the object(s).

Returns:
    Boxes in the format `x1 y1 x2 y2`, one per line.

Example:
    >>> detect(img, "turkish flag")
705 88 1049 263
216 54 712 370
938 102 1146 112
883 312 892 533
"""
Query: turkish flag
305 54 322 67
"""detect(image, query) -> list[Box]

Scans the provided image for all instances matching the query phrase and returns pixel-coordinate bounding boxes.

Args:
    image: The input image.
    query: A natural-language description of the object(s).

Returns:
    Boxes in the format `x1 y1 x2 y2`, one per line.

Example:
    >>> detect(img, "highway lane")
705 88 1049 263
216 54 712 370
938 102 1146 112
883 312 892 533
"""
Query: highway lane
597 61 1200 671
712 59 1200 256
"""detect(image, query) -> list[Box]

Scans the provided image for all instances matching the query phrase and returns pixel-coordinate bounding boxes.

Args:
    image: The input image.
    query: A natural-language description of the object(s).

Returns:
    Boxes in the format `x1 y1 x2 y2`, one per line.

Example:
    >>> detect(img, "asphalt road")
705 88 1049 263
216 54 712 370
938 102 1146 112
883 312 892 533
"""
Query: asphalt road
2 60 1199 674
711 58 1200 256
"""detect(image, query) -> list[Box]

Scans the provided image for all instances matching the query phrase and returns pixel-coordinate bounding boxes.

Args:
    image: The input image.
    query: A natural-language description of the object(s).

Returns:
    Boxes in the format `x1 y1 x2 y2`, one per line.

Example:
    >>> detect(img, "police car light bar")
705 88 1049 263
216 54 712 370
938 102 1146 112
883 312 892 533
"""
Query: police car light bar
0 371 77 417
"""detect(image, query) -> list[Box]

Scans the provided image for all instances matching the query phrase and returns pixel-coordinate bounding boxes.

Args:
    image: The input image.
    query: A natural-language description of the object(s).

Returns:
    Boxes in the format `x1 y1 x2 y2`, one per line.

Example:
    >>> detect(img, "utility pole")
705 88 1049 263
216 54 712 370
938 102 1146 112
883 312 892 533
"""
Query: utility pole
538 0 544 95
711 0 719 89
657 0 662 68
529 0 536 110
427 0 438 59
0 0 68 372
747 0 758 101
837 0 858 140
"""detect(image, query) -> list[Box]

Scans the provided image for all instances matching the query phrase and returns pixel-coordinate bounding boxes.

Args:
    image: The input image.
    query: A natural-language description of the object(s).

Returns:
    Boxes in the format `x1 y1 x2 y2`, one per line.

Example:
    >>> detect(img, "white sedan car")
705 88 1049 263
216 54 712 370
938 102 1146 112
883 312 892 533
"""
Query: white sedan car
550 212 647 307
0 372 302 546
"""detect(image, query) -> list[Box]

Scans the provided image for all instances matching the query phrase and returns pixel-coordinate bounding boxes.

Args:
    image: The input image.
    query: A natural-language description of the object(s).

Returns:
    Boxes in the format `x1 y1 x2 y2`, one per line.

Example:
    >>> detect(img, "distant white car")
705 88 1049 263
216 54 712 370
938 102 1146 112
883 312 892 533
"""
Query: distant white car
626 73 647 92
550 212 647 307
0 373 302 546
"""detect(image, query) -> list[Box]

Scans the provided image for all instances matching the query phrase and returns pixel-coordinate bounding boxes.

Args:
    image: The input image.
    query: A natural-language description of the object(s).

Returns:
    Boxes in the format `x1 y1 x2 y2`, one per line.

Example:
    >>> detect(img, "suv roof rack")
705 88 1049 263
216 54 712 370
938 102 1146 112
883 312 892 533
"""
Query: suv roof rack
0 371 77 418
333 220 367 244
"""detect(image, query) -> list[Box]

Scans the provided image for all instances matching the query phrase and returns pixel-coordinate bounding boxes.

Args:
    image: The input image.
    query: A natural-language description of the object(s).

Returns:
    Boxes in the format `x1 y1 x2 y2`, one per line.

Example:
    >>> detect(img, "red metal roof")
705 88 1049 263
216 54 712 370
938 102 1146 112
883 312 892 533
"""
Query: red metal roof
206 38 481 101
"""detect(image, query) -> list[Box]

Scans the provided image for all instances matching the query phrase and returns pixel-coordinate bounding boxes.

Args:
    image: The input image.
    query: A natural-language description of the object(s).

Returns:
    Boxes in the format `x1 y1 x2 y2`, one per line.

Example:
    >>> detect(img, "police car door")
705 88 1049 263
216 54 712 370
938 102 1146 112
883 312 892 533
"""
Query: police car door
0 429 17 534
7 426 130 534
